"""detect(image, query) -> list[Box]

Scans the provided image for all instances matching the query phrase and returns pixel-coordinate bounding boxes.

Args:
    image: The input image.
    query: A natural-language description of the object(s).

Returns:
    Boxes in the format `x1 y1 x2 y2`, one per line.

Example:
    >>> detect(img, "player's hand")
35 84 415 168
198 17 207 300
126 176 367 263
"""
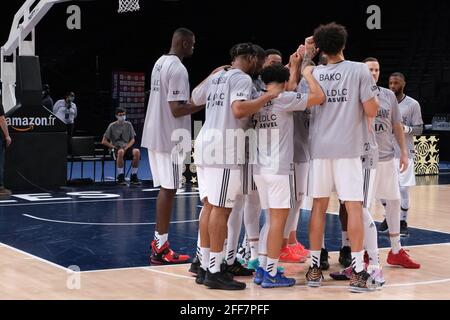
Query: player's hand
266 84 283 99
399 153 409 173
305 36 319 58
5 136 12 147
297 45 306 57
289 52 302 68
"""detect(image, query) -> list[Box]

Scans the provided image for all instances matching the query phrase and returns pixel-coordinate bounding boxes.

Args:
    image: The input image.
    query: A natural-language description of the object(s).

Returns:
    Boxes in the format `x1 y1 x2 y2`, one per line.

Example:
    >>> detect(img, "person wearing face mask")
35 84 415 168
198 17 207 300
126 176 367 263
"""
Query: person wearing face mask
102 108 141 185
53 91 78 139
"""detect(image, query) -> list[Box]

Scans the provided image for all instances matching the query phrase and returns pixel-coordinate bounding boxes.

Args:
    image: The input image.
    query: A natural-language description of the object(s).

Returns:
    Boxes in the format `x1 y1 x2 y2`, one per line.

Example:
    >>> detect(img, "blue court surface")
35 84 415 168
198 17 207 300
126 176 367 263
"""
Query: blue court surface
1 184 450 272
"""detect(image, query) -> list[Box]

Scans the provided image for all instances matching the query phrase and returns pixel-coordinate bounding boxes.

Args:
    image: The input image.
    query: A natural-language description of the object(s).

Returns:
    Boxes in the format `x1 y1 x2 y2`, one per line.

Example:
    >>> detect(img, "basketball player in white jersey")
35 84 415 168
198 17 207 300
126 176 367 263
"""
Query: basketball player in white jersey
306 23 379 293
142 28 204 265
331 58 420 284
222 44 266 277
252 63 325 288
191 43 282 290
379 73 423 235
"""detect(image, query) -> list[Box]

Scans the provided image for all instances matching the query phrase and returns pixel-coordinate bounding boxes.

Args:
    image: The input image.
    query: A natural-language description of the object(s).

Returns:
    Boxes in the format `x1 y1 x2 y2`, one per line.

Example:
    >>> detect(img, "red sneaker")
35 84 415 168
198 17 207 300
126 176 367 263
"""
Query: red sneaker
150 240 190 265
387 249 421 269
289 242 310 259
279 246 306 263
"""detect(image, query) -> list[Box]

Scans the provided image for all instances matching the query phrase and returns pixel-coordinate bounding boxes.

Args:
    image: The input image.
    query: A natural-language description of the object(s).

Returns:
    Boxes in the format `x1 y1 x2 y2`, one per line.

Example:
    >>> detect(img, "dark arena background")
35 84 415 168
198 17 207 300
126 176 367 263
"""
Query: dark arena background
0 0 449 308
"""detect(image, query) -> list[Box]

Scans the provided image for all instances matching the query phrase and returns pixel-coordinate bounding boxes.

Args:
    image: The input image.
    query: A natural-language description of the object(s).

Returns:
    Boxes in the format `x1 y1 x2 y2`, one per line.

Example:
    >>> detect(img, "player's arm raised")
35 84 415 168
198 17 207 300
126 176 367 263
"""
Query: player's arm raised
302 66 325 107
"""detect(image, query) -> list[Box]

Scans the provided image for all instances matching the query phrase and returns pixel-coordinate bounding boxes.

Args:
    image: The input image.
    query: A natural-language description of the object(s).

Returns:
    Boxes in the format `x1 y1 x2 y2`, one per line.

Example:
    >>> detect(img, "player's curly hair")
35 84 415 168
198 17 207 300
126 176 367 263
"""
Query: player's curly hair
230 42 257 61
260 63 290 84
313 22 348 56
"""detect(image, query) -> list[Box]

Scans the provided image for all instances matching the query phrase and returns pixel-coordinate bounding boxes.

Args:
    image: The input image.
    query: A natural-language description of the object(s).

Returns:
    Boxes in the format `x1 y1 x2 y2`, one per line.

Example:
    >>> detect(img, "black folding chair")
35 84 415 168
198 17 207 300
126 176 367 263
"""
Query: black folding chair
69 136 103 181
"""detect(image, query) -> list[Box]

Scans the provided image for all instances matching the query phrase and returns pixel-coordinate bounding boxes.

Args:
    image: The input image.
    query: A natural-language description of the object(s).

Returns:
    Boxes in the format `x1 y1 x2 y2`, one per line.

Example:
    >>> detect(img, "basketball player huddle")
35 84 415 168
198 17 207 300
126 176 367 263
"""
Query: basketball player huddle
142 22 423 293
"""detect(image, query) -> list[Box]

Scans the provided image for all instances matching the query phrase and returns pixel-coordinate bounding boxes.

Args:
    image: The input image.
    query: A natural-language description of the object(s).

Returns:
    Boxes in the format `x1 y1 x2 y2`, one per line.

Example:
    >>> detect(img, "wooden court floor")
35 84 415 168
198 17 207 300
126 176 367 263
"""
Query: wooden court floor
1 183 449 300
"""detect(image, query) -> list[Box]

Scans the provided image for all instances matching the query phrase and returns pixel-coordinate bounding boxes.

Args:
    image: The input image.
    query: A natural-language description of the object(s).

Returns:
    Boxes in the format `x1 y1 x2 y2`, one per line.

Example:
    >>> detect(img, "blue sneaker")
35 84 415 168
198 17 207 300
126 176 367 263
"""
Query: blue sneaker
261 271 296 288
249 259 285 273
253 267 264 285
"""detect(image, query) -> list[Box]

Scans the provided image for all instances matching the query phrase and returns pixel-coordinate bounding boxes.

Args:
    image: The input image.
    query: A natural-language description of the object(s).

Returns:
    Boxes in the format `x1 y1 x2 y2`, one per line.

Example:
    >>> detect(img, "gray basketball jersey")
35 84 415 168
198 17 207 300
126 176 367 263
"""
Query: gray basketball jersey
394 95 423 159
142 55 191 153
193 68 253 168
309 61 378 159
375 87 401 162
254 91 309 175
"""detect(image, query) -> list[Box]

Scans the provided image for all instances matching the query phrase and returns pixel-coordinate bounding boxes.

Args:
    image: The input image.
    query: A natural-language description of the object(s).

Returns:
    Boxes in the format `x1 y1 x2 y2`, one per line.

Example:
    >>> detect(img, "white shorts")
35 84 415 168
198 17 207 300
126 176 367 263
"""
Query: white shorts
196 166 242 208
293 162 309 202
148 150 185 189
254 174 295 210
373 159 401 200
308 158 364 201
395 158 416 187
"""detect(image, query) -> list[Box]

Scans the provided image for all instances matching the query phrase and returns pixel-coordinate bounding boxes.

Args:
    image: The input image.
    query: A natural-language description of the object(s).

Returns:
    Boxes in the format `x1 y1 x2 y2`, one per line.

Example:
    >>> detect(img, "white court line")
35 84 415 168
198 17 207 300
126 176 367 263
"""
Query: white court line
144 267 195 280
22 214 199 226
0 242 72 272
0 194 199 208
81 266 150 273
80 263 191 273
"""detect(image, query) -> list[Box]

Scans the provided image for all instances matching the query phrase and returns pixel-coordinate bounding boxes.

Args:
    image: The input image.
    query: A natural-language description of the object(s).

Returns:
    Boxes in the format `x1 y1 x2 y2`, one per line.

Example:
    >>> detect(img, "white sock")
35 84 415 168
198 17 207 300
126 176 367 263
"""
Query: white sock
363 208 379 266
132 167 138 174
351 251 364 273
154 232 168 250
341 231 349 247
209 251 223 274
266 257 279 277
386 199 401 235
390 235 402 254
249 240 259 261
258 255 267 269
310 250 321 268
200 247 210 271
117 167 124 175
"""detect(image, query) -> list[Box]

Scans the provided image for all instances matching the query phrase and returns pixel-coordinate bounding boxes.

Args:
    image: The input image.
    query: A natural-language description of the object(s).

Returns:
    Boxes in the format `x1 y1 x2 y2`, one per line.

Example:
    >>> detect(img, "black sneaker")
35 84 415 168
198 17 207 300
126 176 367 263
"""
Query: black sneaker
225 260 254 276
117 174 127 185
203 270 246 290
379 218 388 233
339 246 352 268
195 268 206 285
189 255 200 275
130 173 141 185
349 269 377 293
320 248 330 271
400 220 409 237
